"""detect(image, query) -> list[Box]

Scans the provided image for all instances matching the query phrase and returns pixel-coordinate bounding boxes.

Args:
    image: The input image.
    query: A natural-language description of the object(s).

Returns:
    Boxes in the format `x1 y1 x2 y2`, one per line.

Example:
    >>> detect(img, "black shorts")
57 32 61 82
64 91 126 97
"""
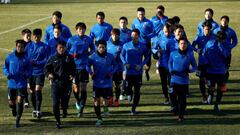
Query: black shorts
206 74 225 88
113 72 123 84
126 74 142 86
196 65 207 78
8 88 27 100
74 69 89 84
93 87 112 99
28 74 45 86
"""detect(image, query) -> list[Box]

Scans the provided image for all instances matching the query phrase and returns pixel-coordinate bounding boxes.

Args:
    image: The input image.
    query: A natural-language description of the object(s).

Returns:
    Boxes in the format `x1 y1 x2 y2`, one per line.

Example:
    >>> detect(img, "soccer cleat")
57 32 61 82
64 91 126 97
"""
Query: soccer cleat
114 100 119 107
36 111 42 119
207 95 213 104
95 119 103 127
202 97 208 104
130 110 138 116
77 112 83 118
163 99 170 105
178 116 184 122
15 123 20 128
56 123 62 129
75 102 80 111
24 102 29 108
32 111 37 118
119 95 126 101
214 104 220 113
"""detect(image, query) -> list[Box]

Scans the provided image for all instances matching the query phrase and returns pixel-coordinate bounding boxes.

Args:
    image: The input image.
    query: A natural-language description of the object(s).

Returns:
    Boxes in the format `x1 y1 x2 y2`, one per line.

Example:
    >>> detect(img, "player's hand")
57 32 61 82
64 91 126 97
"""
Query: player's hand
69 75 74 81
48 74 54 80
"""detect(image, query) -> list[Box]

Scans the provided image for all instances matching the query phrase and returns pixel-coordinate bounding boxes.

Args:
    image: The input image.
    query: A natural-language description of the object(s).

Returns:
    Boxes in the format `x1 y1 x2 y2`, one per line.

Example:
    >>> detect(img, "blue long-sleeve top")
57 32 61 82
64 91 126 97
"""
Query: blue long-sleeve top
132 17 155 44
90 22 113 42
3 51 32 89
47 36 67 56
168 50 197 85
88 52 117 88
119 28 132 44
192 33 215 65
25 41 50 75
203 39 231 74
150 15 168 35
44 22 72 44
107 39 124 73
213 27 238 50
66 35 95 70
152 34 172 69
120 41 149 75
197 19 218 36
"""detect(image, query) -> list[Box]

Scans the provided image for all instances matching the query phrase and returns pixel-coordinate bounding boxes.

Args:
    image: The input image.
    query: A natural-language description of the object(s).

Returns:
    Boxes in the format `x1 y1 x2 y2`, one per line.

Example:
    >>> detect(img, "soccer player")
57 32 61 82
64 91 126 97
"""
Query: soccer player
48 24 67 56
120 29 149 115
25 28 50 119
88 40 117 126
66 22 95 117
192 21 214 103
3 40 32 128
152 24 172 104
203 31 231 112
151 5 168 35
213 15 238 89
197 8 218 36
21 28 32 108
90 11 113 45
44 11 72 44
45 41 76 129
168 37 197 121
132 7 154 81
107 28 124 107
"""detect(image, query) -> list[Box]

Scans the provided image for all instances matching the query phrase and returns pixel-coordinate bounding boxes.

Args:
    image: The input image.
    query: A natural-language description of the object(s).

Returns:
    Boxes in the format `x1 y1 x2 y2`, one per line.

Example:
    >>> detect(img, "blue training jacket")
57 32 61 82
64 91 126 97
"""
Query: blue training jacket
203 39 231 74
152 33 172 69
120 41 149 75
150 15 168 35
88 52 117 88
213 27 238 50
3 51 32 89
25 41 50 75
132 17 155 44
197 19 218 36
107 39 124 73
192 33 215 65
168 50 197 85
119 28 132 44
90 22 113 42
66 35 95 70
47 36 67 56
44 22 72 44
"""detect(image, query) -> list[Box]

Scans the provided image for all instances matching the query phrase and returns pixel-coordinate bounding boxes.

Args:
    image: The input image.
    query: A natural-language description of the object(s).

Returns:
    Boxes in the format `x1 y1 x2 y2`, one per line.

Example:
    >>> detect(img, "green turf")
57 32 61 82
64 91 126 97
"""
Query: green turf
0 1 239 135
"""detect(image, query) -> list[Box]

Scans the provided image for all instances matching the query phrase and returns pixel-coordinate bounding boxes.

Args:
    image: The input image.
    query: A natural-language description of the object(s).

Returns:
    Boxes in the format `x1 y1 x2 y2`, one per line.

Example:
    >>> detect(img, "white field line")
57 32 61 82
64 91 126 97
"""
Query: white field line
0 15 51 36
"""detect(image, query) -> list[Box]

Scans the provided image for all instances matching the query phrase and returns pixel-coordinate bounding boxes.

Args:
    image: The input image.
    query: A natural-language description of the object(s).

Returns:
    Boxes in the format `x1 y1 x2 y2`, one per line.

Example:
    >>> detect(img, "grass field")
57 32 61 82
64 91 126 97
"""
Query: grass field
0 1 240 135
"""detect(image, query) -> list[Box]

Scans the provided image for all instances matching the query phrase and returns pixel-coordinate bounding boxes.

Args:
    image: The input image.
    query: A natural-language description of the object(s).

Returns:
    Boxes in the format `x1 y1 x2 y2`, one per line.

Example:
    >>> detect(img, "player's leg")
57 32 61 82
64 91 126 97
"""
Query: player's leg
15 88 26 128
159 67 170 104
8 88 17 117
131 75 142 115
28 76 37 117
35 75 45 119
73 70 80 111
177 84 188 121
51 83 61 128
93 87 102 126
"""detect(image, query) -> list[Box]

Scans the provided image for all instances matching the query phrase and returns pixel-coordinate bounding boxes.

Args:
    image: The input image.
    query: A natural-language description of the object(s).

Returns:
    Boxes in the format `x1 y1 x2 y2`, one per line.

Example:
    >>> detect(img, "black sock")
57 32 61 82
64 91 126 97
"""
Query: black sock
80 91 87 113
10 104 17 116
94 105 101 120
25 92 29 103
73 91 80 103
35 91 42 111
16 102 23 123
121 80 126 95
30 93 36 110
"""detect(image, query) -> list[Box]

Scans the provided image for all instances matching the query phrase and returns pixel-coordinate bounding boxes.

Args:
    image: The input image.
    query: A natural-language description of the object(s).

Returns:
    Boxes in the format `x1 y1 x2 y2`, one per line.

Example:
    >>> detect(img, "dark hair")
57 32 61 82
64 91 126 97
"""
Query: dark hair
174 24 184 31
119 16 128 22
221 15 230 22
97 40 107 47
163 23 171 30
15 39 26 47
52 11 62 19
33 28 42 36
111 28 120 36
21 28 31 35
53 24 62 32
137 7 145 13
217 31 227 41
166 18 174 26
156 5 165 12
96 11 105 19
178 37 187 43
204 8 214 15
75 22 86 30
132 28 140 36
172 16 180 24
56 40 66 47
202 20 212 29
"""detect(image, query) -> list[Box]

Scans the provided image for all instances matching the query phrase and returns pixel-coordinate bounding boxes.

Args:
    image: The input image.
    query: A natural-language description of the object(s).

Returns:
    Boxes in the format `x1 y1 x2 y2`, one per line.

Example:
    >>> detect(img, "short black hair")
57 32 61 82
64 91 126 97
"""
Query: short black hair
96 11 105 19
174 24 184 31
137 7 145 13
166 18 174 25
172 16 180 24
15 39 26 47
97 40 107 47
111 28 120 36
202 20 212 29
75 22 87 30
56 40 66 47
21 28 31 35
221 15 230 22
204 8 214 15
178 37 187 43
217 31 227 41
132 28 140 36
163 23 171 30
54 24 62 32
119 16 128 22
52 11 62 19
156 5 165 12
33 28 42 36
